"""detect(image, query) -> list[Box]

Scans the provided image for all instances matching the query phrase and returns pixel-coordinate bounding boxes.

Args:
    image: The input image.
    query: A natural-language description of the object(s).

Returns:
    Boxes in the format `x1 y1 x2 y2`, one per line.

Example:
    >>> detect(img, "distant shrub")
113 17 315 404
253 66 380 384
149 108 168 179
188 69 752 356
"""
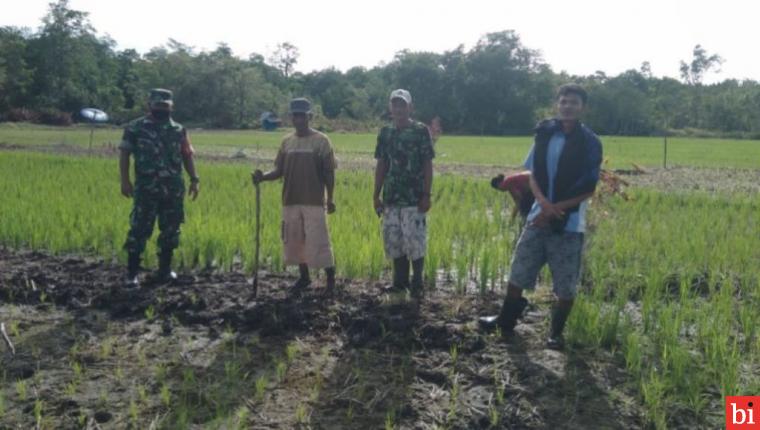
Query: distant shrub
37 109 73 126
4 108 39 122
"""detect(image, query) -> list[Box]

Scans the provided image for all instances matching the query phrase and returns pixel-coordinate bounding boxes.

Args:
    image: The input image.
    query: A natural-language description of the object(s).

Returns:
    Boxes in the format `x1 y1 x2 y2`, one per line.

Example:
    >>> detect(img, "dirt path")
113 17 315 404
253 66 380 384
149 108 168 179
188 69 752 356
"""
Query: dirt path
0 248 645 429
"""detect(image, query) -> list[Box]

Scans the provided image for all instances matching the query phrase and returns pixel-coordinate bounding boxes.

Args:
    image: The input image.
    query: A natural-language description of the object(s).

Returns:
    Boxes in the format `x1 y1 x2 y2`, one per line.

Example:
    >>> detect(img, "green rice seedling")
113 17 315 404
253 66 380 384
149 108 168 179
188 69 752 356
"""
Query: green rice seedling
15 380 27 401
449 343 458 366
295 403 309 425
384 407 396 430
129 398 139 427
77 408 87 427
33 399 43 428
160 383 171 408
154 362 168 382
489 404 500 428
137 384 148 405
285 342 299 365
99 336 115 360
64 381 77 397
114 366 124 383
275 360 287 383
254 374 268 402
447 375 460 422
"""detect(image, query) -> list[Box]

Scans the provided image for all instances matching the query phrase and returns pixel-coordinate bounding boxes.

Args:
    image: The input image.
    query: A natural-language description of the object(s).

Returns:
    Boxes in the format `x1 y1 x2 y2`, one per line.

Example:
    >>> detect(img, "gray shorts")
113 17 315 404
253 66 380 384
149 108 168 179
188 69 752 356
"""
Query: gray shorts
382 206 427 260
508 225 584 300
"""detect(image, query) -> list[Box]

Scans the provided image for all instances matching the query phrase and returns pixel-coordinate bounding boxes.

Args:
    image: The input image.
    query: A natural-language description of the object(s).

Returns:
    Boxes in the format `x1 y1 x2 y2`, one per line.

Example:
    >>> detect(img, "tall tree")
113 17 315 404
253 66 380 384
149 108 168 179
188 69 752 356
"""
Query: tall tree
269 42 299 79
680 44 723 85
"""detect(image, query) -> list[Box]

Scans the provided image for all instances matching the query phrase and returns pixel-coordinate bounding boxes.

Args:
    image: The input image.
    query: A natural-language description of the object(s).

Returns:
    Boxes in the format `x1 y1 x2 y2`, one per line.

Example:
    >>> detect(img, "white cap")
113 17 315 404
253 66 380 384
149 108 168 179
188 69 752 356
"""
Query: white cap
389 89 412 105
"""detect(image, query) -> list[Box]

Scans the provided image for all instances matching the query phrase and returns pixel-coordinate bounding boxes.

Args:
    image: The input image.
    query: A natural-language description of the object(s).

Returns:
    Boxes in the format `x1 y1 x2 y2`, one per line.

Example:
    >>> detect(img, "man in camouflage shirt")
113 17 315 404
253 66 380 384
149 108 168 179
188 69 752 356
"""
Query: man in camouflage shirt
373 89 435 296
119 89 200 287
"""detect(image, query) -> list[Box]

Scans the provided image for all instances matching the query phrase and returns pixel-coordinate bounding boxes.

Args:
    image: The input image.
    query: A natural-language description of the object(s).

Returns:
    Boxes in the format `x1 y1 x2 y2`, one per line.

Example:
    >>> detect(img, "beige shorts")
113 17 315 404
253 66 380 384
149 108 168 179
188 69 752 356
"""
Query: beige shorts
282 205 334 269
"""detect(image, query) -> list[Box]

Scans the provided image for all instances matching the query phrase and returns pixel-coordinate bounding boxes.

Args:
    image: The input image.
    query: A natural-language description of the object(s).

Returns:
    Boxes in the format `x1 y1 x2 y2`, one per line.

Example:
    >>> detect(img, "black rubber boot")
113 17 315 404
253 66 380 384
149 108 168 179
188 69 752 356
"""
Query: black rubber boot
411 257 425 297
325 267 336 294
125 253 141 287
155 249 177 284
292 264 312 290
547 303 572 350
478 297 529 334
392 257 410 291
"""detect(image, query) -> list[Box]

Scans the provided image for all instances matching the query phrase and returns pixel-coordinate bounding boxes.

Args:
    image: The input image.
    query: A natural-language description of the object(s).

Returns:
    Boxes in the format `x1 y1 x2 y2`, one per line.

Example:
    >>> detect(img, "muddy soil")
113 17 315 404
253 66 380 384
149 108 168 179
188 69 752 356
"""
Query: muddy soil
0 248 652 429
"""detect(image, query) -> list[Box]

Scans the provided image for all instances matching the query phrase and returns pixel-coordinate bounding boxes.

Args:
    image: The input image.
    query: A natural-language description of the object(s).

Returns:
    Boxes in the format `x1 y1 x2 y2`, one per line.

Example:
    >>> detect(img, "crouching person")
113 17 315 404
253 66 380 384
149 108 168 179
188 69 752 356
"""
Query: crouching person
490 170 534 220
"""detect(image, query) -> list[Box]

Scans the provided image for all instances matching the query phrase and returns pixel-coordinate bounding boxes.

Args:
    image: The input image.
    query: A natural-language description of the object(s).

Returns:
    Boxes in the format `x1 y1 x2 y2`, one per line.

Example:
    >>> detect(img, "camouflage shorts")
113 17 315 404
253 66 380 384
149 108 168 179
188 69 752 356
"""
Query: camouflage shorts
508 225 584 300
382 206 427 260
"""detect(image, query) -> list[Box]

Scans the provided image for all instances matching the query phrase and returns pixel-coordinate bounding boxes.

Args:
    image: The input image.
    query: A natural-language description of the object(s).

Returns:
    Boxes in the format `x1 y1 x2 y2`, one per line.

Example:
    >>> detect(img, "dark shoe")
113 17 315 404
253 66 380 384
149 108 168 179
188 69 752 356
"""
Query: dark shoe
547 303 572 350
411 258 424 297
325 267 336 295
392 257 410 290
478 315 500 331
125 253 141 288
155 249 177 285
546 335 565 350
292 277 312 290
125 275 140 288
154 270 178 285
478 297 528 334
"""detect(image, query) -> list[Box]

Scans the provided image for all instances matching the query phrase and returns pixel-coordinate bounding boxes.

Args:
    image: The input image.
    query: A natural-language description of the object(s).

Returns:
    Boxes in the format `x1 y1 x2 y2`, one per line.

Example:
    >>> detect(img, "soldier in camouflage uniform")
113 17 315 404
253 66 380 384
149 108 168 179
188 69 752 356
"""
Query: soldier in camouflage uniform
119 89 200 287
373 89 435 296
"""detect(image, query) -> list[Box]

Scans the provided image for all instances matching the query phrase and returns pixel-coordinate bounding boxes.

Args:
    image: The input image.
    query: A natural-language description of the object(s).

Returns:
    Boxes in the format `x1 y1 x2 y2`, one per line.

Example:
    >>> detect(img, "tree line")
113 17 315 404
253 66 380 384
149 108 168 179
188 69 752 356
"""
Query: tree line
2 0 760 136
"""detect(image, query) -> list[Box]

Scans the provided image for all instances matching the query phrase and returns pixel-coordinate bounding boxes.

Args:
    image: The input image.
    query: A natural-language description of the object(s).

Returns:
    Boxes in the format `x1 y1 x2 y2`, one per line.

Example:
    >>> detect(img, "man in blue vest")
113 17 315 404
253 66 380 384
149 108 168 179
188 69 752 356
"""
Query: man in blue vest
479 84 602 350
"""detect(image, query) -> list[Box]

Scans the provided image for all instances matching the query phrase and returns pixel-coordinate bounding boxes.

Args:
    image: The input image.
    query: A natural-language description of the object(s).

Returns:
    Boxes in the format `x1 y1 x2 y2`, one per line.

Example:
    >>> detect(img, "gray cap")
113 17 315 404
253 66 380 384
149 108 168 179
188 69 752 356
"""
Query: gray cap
149 88 173 107
289 98 312 114
389 89 412 105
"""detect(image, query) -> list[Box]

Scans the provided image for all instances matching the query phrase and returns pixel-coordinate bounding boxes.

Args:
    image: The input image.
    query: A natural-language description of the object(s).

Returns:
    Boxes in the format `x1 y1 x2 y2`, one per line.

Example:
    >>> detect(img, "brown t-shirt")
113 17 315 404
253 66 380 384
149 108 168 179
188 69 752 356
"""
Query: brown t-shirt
275 131 337 206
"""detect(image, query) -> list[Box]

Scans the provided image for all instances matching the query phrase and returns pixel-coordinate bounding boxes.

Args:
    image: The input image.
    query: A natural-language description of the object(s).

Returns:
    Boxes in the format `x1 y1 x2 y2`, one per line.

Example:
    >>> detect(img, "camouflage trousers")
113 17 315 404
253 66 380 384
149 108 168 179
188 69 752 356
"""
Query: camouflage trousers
381 206 428 260
124 185 185 255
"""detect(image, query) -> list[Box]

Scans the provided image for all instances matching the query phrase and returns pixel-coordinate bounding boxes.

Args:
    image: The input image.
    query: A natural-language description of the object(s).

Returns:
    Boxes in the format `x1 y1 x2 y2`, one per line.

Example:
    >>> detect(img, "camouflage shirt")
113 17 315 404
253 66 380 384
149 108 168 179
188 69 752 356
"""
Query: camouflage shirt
119 116 194 191
374 121 435 207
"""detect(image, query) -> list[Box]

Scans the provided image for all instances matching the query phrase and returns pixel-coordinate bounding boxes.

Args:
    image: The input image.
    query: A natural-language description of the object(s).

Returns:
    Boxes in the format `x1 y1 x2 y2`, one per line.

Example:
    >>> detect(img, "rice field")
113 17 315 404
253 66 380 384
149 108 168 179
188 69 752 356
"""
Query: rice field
1 126 759 428
0 151 520 290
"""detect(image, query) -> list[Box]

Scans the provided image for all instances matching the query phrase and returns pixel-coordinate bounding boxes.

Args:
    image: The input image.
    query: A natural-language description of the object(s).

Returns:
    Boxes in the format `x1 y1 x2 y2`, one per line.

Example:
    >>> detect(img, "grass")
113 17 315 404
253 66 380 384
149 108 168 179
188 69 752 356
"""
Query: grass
5 122 760 168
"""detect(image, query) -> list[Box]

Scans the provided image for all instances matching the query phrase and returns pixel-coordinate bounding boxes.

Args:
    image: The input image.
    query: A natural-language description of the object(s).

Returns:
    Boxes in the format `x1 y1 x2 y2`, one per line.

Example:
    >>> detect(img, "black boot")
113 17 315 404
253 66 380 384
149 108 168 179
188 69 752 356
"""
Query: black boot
411 257 425 297
125 253 141 287
478 297 529 335
547 303 572 350
324 267 336 294
292 264 312 290
155 249 177 284
391 257 410 291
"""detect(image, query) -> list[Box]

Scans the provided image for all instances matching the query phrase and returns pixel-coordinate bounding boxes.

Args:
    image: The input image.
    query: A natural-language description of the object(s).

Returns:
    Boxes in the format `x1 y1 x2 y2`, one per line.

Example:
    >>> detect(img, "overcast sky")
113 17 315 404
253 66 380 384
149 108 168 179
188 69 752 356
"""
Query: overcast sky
2 0 755 83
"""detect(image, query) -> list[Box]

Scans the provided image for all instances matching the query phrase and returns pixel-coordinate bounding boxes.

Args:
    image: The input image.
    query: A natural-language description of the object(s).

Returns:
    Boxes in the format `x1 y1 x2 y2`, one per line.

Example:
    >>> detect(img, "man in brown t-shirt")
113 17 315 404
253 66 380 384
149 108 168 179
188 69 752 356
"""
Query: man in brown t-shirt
252 98 337 292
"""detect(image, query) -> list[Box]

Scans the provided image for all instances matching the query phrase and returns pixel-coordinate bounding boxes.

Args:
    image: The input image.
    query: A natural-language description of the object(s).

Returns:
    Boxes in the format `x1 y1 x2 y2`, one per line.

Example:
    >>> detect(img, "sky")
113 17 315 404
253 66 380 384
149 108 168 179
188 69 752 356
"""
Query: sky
1 0 756 83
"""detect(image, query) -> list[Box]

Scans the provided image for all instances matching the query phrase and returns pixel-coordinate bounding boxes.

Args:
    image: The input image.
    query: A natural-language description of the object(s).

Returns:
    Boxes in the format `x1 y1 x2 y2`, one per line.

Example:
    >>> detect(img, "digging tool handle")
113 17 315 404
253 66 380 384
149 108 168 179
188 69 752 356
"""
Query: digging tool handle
253 182 261 297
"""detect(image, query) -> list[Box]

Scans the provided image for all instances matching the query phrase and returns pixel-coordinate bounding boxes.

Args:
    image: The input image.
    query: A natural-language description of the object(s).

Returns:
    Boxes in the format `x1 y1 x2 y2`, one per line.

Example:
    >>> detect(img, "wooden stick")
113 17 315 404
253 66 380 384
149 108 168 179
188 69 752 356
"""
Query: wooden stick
1 322 15 355
252 181 261 297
